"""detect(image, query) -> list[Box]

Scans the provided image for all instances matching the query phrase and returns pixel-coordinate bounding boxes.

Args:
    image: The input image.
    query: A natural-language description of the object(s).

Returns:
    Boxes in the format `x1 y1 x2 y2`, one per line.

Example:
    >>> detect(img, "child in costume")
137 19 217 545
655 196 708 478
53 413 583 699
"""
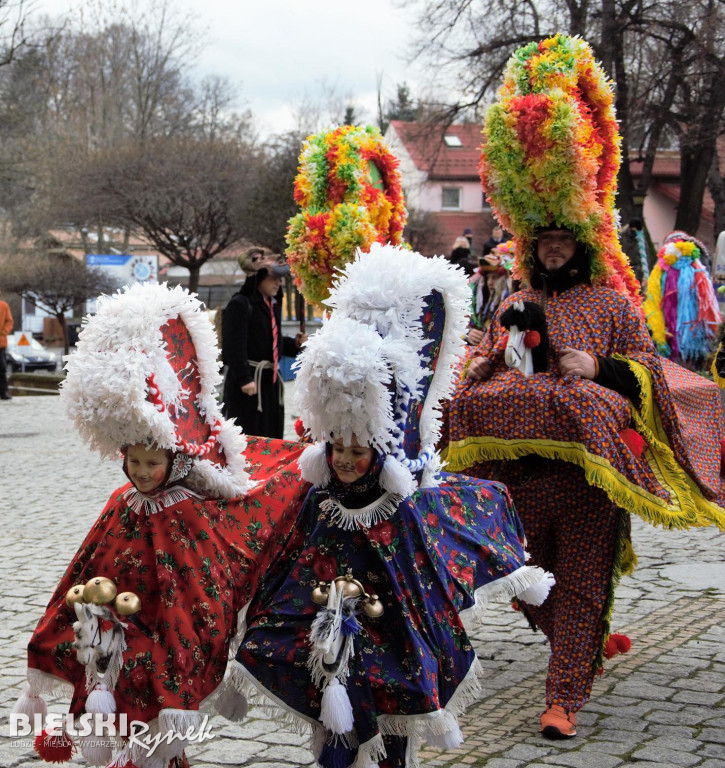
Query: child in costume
231 244 554 768
13 282 310 768
644 231 721 367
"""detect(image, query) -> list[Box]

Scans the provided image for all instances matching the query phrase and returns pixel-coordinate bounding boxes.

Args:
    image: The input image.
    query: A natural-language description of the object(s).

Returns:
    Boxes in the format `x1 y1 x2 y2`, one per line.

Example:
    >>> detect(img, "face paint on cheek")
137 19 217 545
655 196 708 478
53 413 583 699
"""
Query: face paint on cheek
151 468 167 486
354 457 371 475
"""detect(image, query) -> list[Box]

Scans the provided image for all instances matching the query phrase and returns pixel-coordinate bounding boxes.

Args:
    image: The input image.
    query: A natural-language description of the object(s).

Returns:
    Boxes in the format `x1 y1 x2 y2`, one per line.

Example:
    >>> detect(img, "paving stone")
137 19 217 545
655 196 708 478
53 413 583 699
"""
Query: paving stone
540 751 623 768
700 728 725 745
672 690 724 706
630 745 701 765
699 760 725 768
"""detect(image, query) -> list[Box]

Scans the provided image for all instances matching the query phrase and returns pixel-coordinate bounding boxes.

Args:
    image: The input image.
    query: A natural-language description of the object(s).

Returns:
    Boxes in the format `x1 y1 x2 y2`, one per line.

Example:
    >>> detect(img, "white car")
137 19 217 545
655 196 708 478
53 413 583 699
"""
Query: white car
6 336 59 373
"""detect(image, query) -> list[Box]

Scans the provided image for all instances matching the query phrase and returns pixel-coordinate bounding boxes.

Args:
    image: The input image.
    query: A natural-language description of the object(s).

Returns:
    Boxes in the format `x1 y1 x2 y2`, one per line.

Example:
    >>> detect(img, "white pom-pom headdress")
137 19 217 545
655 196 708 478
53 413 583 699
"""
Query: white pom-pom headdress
61 282 250 498
295 243 470 492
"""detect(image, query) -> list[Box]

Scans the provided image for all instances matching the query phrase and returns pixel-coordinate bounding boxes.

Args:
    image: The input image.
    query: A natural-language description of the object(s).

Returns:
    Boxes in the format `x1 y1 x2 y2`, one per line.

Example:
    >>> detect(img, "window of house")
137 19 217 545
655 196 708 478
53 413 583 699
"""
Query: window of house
443 135 462 147
442 187 461 210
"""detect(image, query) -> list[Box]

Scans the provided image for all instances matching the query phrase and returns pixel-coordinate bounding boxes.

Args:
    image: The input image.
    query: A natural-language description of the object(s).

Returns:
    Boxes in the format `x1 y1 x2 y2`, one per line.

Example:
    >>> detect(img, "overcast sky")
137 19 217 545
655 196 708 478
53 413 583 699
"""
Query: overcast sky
31 0 429 136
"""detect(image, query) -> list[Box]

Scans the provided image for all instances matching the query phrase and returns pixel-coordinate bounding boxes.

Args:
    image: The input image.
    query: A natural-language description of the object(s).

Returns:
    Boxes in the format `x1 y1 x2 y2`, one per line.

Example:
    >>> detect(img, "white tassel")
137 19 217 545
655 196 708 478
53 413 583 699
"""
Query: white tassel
12 684 47 718
85 682 116 715
319 678 354 735
518 571 556 606
425 719 463 749
298 442 331 487
380 454 417 497
214 682 249 721
78 733 113 766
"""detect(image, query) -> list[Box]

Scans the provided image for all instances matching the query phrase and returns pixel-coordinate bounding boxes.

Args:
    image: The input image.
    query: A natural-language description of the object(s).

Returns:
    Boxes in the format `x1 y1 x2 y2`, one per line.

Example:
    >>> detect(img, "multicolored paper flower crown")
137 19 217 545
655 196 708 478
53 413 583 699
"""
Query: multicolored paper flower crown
644 231 721 361
479 34 640 304
285 125 407 307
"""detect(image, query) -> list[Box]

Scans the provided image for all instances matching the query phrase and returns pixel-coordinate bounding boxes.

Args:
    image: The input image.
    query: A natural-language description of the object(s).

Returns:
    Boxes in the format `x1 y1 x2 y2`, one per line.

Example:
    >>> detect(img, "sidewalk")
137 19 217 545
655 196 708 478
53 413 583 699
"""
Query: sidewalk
1 394 724 768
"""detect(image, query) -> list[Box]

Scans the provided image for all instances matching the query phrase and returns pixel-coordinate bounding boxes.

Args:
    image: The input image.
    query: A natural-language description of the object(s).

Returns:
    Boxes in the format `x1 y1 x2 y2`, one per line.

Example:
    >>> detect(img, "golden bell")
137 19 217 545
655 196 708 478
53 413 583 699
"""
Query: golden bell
311 585 329 605
83 576 118 605
65 585 86 607
115 591 142 616
338 578 363 598
362 596 384 618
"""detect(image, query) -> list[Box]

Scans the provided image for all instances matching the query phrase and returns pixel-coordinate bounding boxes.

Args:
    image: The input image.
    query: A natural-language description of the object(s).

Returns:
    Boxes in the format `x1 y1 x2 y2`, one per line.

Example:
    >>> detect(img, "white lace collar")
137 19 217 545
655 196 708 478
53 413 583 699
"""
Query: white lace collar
318 491 403 530
123 484 203 516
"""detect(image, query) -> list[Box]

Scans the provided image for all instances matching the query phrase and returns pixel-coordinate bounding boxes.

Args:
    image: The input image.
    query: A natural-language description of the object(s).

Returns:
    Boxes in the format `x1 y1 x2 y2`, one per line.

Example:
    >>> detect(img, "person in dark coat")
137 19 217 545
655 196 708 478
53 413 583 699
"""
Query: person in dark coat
222 258 307 438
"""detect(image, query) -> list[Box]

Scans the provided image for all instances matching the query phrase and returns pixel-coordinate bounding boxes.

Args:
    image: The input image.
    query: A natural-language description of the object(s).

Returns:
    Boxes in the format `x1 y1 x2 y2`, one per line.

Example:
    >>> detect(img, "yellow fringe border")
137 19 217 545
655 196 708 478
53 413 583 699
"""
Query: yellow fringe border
443 365 725 532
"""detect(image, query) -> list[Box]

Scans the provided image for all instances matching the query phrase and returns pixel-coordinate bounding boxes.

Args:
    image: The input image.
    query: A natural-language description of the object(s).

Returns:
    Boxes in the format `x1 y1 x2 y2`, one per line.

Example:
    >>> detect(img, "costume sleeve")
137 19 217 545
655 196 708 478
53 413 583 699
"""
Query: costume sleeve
593 298 655 405
594 356 641 406
222 298 253 385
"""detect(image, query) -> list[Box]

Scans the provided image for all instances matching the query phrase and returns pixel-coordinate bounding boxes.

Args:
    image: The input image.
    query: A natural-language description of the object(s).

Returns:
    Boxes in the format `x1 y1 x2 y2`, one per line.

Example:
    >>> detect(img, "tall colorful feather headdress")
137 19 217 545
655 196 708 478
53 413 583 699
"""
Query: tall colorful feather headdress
479 34 641 304
285 125 407 307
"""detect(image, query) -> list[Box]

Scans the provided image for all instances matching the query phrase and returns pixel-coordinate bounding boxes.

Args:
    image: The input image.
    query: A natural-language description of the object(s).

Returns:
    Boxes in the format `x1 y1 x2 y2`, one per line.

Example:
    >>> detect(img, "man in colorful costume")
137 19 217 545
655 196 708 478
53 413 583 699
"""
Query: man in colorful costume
12 283 310 768
232 243 554 768
441 34 725 739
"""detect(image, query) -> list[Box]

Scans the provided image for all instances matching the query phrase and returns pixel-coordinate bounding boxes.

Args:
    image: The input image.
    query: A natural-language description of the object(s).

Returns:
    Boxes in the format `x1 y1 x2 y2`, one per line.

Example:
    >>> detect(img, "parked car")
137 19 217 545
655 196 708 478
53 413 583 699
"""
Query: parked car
6 336 59 372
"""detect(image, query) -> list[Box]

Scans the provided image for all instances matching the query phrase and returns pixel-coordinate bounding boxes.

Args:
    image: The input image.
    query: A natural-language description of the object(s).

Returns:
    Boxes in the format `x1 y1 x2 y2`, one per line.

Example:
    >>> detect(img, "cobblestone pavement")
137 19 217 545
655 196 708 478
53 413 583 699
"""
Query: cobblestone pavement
1 392 724 768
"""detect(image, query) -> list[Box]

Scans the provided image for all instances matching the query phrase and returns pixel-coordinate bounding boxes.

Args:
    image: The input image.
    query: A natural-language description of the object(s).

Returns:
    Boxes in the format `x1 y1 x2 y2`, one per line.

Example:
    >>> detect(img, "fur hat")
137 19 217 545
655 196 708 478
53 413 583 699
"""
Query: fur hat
61 282 250 498
479 34 640 304
294 243 470 495
285 125 407 307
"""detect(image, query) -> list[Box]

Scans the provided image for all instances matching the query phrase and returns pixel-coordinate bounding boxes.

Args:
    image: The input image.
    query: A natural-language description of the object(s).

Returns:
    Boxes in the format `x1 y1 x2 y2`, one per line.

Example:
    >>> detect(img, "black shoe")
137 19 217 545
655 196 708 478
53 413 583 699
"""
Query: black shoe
0 394 11 400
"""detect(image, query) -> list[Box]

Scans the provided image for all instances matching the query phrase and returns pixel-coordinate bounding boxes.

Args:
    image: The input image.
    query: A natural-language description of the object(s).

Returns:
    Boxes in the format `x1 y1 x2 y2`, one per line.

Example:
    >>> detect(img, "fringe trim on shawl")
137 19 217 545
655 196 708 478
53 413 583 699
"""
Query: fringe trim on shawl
26 668 75 698
319 492 403 531
230 658 484 766
458 565 554 633
122 485 203 516
618 356 725 531
442 435 702 530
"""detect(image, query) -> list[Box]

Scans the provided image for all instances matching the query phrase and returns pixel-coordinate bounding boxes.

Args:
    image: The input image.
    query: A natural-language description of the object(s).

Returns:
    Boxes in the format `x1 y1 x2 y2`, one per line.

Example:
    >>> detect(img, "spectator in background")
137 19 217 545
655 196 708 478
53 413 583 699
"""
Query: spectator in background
222 256 307 438
448 235 474 275
463 226 474 250
482 224 506 256
0 290 13 400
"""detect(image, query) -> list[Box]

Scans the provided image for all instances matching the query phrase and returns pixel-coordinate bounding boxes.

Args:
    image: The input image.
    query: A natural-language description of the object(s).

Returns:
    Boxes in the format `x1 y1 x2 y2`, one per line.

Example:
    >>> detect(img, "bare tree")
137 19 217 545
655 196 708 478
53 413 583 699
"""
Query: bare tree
404 0 725 235
2 252 119 353
58 136 257 293
0 0 29 67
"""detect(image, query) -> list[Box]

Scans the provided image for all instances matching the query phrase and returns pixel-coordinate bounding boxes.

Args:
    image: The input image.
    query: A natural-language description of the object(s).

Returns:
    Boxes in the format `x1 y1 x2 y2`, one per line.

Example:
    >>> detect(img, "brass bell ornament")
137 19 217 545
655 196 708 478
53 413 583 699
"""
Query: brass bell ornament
362 595 384 618
115 591 142 616
335 570 363 599
65 585 86 607
83 576 118 605
311 584 330 605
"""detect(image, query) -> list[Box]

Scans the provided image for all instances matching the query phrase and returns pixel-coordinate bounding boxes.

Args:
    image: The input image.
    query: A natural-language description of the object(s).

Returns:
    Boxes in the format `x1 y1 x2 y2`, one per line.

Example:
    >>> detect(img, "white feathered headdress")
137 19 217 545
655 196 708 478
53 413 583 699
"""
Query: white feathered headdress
295 243 470 495
61 282 250 498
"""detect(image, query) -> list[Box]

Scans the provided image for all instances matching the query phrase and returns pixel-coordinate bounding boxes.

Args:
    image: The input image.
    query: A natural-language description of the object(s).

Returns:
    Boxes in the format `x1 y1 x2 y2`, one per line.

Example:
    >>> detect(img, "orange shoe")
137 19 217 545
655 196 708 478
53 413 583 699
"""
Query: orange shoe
540 705 577 739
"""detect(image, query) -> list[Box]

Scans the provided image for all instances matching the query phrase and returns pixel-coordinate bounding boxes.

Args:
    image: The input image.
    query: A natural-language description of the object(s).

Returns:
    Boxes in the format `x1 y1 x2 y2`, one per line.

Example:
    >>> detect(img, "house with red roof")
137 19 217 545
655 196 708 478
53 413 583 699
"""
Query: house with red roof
387 120 719 263
385 120 498 257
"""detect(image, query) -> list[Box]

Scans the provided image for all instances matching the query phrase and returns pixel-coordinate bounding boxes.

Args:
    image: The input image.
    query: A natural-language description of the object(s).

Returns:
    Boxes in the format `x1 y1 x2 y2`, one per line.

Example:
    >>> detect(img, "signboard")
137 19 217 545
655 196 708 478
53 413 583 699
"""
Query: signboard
85 253 159 286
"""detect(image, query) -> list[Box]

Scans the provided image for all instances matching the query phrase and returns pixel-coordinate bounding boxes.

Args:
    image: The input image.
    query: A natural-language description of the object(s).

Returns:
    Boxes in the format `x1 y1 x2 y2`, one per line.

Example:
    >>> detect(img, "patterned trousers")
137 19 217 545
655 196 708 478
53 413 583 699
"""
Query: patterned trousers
471 457 619 712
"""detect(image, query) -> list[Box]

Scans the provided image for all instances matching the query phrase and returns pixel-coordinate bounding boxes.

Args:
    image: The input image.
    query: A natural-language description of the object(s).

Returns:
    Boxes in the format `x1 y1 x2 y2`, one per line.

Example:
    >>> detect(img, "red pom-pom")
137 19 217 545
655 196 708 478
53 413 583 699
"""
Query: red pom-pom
523 330 540 348
34 730 75 763
620 428 645 459
603 633 632 659
294 418 306 439
603 637 618 659
612 633 631 653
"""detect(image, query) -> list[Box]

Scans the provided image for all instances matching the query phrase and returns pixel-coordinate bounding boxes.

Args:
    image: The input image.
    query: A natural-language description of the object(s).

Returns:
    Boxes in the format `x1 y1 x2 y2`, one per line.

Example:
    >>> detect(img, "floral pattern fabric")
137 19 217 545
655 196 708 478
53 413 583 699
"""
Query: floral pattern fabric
25 437 310 726
235 473 534 767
